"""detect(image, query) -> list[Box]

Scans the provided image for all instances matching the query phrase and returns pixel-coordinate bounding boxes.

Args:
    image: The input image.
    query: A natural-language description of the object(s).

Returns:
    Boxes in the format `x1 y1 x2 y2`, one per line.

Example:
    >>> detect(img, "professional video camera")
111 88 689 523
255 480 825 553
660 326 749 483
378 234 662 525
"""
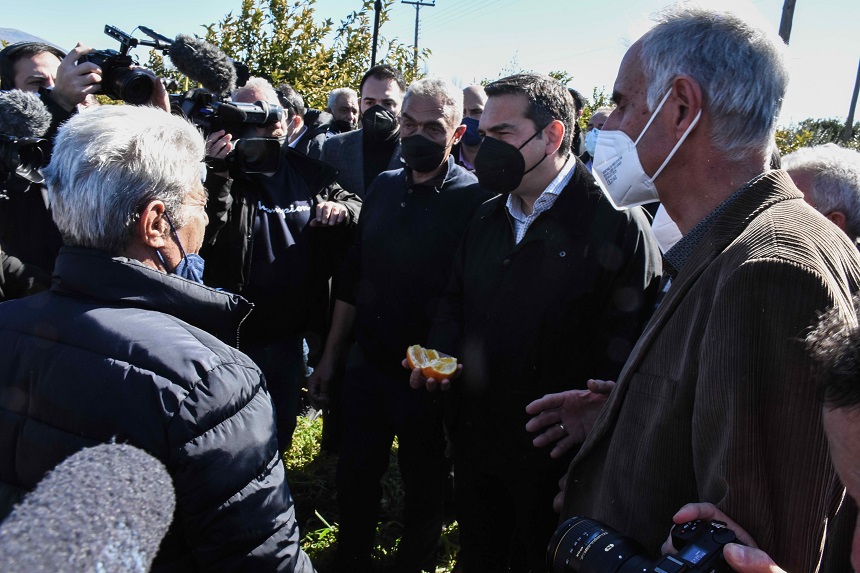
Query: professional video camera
547 517 740 573
89 24 281 173
0 135 50 185
79 25 155 105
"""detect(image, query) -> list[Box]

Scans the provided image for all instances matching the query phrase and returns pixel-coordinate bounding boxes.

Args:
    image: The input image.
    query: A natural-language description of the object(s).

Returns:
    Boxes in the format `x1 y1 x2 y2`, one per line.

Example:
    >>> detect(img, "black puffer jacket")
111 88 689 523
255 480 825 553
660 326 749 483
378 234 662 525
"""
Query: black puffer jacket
0 247 314 573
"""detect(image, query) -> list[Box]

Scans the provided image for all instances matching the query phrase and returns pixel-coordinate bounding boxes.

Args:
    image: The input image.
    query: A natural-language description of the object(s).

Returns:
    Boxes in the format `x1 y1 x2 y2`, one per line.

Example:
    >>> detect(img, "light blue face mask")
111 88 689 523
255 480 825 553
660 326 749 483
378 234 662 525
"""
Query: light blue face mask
584 128 600 157
157 212 206 284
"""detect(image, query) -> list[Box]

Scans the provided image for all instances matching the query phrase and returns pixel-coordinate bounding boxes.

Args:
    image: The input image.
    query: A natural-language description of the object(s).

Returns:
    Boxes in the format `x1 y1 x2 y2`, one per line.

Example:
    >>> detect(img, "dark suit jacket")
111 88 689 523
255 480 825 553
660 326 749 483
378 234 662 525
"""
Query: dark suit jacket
320 129 402 198
562 170 860 573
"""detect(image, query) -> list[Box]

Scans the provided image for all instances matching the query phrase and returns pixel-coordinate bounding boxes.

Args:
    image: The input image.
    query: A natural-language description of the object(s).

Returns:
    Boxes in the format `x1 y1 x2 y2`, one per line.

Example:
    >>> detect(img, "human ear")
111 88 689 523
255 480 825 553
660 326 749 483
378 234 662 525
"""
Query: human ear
451 124 467 145
136 200 169 249
668 76 703 137
543 119 566 156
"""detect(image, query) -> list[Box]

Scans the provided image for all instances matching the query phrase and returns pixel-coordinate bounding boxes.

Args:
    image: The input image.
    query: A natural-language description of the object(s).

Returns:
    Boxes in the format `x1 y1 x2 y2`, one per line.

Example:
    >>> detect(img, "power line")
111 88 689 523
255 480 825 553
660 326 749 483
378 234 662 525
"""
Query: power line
402 0 435 72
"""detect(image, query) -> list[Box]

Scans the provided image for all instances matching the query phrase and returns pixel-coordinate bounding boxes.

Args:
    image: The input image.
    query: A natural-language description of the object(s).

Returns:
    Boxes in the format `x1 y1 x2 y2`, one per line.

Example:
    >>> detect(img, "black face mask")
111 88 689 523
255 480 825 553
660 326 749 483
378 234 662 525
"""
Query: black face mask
332 119 355 133
400 134 449 174
473 129 548 193
361 104 400 144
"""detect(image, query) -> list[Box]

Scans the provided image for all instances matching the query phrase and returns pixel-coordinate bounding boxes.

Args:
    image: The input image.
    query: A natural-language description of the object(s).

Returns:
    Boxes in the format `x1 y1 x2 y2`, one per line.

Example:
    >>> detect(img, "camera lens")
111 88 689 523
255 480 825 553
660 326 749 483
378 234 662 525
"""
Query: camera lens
110 68 154 106
547 517 654 573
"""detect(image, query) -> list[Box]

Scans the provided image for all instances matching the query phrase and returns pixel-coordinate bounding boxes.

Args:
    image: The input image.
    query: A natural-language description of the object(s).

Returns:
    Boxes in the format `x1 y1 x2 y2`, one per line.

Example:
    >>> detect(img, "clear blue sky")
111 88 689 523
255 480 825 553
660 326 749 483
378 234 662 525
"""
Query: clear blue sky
5 0 859 124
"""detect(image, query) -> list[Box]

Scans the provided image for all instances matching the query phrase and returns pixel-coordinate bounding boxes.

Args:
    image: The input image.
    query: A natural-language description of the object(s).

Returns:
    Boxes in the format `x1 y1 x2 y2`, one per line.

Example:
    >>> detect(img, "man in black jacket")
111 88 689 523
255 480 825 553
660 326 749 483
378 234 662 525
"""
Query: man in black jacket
410 73 662 572
202 77 361 451
0 104 313 572
309 77 490 573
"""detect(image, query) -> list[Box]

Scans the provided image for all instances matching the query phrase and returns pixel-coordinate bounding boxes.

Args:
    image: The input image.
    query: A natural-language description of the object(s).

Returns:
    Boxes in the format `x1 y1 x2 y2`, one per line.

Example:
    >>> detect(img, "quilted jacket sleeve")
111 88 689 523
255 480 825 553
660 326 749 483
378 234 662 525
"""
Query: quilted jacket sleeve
166 360 314 572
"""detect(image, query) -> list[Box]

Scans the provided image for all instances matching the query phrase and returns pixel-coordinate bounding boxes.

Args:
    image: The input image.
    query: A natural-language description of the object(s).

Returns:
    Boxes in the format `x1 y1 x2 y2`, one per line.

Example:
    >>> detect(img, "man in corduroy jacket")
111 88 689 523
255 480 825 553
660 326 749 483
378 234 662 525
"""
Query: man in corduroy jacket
529 7 860 573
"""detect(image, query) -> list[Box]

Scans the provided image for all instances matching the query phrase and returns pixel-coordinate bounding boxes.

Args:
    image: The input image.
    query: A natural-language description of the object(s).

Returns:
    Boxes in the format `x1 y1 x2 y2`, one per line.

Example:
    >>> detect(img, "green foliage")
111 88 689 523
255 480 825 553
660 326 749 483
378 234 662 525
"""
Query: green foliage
202 0 426 109
285 416 457 572
775 117 860 156
548 70 574 85
580 87 613 132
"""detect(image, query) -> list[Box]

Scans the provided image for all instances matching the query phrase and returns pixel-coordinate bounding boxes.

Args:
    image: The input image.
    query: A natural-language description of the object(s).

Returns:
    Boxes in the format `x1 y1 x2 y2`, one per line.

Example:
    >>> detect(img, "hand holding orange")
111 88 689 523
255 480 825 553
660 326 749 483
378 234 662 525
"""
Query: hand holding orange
405 345 458 380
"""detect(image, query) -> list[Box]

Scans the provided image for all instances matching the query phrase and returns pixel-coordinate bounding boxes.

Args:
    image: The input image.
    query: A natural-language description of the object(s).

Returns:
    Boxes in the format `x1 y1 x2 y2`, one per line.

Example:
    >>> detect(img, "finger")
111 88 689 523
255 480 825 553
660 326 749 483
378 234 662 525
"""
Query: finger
317 203 332 224
335 207 347 224
587 379 616 395
553 488 565 513
550 435 576 458
409 368 427 389
439 378 452 391
525 408 560 432
402 358 411 370
525 392 565 414
723 544 785 573
425 377 439 392
672 503 758 548
64 43 93 65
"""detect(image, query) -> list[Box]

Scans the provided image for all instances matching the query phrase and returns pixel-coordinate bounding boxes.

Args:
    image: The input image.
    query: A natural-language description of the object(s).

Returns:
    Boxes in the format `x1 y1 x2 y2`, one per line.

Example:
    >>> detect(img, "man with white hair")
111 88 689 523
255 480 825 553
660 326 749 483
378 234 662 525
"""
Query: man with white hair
527 7 860 572
204 76 361 451
308 77 489 572
0 105 313 572
783 144 860 244
325 87 359 134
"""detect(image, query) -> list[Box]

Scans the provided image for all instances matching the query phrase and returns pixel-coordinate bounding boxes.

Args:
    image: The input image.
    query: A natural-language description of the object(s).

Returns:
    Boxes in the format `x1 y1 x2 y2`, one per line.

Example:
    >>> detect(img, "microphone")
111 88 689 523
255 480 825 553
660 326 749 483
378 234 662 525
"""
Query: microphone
138 26 174 51
168 35 237 97
0 90 52 138
0 443 176 573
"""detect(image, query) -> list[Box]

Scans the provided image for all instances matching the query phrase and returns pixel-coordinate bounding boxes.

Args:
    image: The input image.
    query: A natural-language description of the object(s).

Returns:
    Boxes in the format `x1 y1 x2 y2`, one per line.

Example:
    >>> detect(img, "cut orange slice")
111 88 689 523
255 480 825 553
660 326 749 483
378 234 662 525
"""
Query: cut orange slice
406 345 439 370
421 356 458 380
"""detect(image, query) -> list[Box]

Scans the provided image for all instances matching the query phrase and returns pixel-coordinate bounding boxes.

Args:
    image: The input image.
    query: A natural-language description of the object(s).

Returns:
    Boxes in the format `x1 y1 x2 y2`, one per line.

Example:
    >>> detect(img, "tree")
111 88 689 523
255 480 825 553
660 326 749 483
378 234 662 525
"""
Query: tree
201 0 426 109
776 117 860 156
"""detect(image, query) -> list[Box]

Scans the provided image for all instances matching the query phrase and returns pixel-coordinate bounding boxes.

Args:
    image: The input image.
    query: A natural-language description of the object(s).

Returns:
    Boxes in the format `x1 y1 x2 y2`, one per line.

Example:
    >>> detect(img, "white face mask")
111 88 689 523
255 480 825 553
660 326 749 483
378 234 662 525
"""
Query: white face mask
584 128 600 157
593 89 702 210
651 204 683 254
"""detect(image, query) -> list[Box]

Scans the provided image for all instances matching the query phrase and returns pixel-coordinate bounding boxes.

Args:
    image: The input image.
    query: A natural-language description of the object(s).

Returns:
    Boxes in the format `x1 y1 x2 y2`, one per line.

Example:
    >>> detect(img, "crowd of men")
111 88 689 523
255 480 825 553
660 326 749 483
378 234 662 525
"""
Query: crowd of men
1 5 860 573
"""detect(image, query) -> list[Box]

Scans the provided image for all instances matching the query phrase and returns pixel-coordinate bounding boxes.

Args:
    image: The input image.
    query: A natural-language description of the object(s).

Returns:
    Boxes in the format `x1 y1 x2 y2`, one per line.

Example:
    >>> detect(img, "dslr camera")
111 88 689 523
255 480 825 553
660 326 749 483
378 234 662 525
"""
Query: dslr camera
547 517 739 573
0 135 50 185
78 25 154 105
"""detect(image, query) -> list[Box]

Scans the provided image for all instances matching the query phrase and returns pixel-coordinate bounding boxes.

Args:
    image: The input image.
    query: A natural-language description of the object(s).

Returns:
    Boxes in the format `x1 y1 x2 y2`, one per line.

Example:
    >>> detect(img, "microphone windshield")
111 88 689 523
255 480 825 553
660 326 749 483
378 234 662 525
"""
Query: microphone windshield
168 35 237 97
0 443 175 573
0 90 52 138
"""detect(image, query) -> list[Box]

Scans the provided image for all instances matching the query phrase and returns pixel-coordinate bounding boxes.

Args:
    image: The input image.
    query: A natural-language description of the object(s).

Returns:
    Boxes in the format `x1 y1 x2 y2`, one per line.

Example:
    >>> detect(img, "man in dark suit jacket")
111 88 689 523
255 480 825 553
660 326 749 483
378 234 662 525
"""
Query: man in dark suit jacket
320 65 406 198
529 7 860 573
411 72 662 573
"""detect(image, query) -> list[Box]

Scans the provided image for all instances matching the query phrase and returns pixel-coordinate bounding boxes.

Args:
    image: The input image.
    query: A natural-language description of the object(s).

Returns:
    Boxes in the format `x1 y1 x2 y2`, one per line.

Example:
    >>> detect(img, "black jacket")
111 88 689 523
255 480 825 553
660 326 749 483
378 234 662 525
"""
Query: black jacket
0 247 314 573
202 146 361 347
430 159 662 466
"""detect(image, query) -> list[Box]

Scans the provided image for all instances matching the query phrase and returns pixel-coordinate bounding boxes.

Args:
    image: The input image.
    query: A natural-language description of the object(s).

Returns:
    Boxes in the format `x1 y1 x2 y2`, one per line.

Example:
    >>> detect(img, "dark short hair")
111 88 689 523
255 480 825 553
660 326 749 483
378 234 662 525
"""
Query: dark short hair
568 88 585 114
486 73 575 157
0 42 66 90
807 295 860 411
359 64 406 96
275 83 306 119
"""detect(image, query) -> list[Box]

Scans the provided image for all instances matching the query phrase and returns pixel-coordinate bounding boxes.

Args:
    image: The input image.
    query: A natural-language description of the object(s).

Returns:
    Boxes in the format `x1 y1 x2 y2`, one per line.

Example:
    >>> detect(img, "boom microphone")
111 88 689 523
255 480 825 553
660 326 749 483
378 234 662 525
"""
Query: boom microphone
0 90 51 138
0 443 175 573
169 35 237 97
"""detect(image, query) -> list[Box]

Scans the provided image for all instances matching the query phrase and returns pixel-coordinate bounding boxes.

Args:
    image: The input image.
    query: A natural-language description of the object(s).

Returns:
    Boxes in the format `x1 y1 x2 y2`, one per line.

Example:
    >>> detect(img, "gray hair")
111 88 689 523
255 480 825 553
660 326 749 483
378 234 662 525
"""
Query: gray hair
327 87 358 110
403 77 464 129
43 105 204 255
783 144 860 241
639 6 789 161
232 76 277 102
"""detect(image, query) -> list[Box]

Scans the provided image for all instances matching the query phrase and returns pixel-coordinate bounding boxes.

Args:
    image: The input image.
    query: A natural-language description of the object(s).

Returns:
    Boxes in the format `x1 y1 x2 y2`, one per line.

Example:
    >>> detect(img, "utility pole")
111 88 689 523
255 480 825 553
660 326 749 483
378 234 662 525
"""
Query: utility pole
778 0 797 44
844 57 860 143
402 0 435 73
372 0 382 68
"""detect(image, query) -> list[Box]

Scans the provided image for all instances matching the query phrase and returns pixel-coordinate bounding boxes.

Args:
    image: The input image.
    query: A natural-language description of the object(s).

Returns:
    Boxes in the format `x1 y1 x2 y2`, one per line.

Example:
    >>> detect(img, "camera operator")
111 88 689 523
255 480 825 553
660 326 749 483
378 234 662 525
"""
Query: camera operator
202 77 360 452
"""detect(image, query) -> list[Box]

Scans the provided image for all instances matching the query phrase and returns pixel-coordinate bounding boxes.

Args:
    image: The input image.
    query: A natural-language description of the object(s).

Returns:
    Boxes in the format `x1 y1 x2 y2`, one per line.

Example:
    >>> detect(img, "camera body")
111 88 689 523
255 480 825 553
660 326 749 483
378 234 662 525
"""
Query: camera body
172 89 283 174
78 26 154 105
0 135 50 184
78 50 153 105
548 517 738 573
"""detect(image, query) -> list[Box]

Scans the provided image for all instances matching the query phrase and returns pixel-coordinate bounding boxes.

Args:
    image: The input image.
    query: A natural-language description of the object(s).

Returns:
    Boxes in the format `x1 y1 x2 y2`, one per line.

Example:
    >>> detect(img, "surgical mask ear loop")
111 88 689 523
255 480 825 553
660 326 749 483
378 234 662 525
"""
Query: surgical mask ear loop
162 211 189 261
633 88 702 182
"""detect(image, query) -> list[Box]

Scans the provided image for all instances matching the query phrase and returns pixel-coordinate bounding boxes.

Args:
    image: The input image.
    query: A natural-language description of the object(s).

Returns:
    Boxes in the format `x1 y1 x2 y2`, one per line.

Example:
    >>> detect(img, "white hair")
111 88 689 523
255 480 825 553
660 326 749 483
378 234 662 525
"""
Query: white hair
403 77 464 129
783 144 860 241
639 6 789 161
327 87 357 110
232 76 277 102
43 105 204 255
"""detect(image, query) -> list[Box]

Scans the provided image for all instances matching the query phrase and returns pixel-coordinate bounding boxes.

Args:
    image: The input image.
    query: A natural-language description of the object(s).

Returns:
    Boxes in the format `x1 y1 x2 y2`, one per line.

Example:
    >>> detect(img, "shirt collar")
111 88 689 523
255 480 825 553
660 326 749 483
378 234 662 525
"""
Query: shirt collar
506 153 576 218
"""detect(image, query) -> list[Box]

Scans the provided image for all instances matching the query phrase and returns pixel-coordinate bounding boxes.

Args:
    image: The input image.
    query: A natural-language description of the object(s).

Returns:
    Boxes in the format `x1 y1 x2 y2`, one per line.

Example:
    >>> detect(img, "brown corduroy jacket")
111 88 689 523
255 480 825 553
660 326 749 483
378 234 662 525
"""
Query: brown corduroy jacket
562 170 860 573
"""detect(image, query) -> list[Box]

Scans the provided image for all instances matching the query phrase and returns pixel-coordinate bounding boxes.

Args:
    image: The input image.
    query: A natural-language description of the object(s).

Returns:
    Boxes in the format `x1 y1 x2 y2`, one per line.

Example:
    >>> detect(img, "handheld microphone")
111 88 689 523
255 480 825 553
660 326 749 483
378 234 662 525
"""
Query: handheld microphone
168 35 237 97
0 90 52 138
0 443 176 573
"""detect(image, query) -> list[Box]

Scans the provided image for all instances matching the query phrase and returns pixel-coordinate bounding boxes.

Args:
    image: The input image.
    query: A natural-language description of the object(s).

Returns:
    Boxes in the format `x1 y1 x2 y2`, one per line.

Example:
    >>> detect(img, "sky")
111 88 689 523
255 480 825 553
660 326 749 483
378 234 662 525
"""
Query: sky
4 0 859 125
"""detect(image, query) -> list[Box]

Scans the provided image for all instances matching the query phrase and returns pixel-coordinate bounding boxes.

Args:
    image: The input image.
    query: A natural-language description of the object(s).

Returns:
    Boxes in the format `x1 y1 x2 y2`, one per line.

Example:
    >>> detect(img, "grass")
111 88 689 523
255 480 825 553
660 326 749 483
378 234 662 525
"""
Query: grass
284 415 459 572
